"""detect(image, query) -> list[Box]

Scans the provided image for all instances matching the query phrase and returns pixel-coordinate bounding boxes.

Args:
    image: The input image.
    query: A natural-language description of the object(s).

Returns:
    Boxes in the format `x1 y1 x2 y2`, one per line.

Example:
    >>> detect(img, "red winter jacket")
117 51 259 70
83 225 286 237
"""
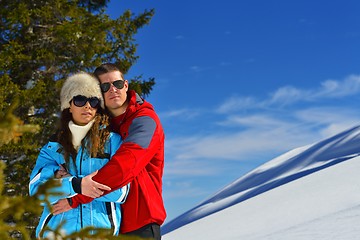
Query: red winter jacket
70 90 166 233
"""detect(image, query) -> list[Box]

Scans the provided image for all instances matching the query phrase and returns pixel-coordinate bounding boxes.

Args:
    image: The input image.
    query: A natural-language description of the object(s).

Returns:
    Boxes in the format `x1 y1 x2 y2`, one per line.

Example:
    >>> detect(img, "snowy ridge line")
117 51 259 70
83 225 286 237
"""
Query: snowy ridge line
201 144 313 203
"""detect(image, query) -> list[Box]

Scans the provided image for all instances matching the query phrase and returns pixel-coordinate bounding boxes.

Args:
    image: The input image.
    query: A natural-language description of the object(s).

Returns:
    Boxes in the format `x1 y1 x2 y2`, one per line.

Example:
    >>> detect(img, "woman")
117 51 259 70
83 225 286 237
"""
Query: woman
29 72 129 238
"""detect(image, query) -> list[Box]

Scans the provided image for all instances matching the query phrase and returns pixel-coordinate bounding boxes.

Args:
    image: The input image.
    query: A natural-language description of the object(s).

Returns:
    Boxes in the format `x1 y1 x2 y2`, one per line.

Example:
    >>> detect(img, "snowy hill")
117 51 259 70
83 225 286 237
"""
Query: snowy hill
162 125 360 239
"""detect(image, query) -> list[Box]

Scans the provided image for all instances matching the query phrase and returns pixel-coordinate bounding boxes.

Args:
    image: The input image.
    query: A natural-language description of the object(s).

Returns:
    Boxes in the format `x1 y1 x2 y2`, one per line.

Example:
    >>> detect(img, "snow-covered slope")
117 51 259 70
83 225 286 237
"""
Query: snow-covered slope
162 125 360 239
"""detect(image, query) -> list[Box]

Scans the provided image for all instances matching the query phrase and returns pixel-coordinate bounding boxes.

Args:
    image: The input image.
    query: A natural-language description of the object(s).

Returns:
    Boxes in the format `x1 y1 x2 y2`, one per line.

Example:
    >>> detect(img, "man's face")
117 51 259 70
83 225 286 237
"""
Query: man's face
98 71 128 116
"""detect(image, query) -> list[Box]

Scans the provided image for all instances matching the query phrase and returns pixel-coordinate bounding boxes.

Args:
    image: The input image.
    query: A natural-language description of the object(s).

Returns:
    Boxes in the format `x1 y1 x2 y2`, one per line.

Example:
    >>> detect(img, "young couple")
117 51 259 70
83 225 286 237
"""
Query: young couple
29 63 166 239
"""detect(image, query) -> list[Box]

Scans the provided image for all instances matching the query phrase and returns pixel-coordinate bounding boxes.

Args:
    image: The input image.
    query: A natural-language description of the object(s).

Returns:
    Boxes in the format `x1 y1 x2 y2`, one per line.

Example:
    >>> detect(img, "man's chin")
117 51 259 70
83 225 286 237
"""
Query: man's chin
108 102 124 109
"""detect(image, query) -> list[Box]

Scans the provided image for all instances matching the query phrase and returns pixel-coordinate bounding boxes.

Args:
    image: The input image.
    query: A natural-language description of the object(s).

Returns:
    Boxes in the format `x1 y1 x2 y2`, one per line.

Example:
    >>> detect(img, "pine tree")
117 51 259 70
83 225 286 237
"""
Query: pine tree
0 0 155 238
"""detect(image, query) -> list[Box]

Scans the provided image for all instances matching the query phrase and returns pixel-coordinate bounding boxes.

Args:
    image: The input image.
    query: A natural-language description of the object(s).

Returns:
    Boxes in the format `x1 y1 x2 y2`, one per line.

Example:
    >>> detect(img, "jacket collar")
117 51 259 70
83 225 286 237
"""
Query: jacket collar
110 90 144 130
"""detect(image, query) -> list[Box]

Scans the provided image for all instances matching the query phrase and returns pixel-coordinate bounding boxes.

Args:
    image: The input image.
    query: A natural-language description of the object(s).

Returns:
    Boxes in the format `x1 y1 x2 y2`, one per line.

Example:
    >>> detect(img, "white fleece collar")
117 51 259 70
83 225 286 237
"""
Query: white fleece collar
68 119 95 150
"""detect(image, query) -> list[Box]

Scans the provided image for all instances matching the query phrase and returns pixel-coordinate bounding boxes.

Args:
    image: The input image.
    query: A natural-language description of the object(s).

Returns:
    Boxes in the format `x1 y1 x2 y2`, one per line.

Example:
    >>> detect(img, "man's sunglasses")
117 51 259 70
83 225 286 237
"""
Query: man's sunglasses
72 95 100 108
100 80 125 93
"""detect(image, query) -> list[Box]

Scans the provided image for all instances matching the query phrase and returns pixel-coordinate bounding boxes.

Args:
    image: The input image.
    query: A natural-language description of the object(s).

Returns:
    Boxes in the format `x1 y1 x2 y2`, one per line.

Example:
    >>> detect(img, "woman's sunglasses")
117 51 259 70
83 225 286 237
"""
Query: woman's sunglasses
100 80 125 93
72 95 100 108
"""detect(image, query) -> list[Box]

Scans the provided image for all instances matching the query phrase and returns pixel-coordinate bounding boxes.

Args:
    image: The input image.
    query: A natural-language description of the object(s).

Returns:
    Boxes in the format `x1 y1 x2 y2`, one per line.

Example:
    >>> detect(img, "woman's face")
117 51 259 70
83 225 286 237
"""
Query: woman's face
69 95 99 125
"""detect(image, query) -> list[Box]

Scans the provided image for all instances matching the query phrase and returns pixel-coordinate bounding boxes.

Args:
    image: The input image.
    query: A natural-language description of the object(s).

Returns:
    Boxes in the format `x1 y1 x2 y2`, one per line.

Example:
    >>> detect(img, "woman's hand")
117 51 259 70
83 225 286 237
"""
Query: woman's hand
55 164 71 178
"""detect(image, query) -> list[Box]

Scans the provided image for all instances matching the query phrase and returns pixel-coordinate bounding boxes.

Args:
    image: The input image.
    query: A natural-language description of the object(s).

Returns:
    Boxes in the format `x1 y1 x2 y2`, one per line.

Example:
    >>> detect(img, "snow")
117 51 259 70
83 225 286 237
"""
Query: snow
162 125 360 239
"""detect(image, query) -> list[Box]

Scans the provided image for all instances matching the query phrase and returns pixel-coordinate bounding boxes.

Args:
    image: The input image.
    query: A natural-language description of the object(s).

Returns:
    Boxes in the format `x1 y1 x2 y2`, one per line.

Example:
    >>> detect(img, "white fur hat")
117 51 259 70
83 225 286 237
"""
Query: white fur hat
60 72 104 110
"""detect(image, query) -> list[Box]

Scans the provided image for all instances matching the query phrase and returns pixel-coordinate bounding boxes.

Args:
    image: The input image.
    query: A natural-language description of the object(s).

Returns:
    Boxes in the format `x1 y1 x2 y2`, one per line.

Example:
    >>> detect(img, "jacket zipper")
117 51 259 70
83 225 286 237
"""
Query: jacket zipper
79 145 84 229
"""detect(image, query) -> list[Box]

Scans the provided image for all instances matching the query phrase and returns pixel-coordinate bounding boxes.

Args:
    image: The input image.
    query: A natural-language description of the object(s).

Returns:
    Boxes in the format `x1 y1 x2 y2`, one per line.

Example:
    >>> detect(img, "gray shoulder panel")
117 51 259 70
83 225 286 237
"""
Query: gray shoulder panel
124 116 156 149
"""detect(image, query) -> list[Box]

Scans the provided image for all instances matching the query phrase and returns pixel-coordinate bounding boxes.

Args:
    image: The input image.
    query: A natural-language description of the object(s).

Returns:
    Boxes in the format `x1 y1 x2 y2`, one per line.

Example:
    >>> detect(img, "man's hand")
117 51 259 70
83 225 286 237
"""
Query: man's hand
81 170 111 198
52 198 72 215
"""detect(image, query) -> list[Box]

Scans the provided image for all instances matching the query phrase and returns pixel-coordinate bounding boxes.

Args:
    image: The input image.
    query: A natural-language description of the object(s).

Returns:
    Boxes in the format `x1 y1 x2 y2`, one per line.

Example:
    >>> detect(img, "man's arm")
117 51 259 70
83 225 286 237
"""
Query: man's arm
69 113 163 208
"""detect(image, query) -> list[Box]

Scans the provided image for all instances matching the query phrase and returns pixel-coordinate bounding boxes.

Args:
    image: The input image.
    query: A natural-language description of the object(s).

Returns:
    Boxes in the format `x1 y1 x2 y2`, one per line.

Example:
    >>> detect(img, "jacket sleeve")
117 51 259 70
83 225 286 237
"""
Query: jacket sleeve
88 132 130 203
70 113 162 207
85 131 130 204
29 143 77 204
94 183 130 203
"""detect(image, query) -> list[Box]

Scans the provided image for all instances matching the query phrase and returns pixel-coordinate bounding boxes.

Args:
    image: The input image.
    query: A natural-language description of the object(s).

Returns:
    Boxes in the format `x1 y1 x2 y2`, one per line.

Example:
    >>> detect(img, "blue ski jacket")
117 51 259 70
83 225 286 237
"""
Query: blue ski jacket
29 132 129 238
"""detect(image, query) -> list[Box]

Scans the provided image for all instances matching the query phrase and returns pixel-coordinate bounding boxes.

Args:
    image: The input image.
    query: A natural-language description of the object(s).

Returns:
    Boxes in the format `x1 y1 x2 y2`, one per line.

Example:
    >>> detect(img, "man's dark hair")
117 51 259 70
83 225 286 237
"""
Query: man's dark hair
93 63 125 79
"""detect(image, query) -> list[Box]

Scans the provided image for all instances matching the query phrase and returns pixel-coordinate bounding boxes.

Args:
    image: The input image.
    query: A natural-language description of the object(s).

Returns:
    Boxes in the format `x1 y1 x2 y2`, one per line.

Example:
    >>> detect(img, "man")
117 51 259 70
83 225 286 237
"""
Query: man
55 63 166 240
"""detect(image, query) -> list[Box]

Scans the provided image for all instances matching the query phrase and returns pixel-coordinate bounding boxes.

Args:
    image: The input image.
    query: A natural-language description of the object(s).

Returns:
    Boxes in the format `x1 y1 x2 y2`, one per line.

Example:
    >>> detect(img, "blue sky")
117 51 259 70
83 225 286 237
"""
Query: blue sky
107 0 360 222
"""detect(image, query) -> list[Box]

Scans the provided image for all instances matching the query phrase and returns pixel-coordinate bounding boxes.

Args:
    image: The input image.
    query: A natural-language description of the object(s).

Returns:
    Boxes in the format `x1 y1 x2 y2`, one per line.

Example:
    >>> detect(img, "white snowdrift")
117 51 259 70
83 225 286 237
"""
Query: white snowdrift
162 125 360 239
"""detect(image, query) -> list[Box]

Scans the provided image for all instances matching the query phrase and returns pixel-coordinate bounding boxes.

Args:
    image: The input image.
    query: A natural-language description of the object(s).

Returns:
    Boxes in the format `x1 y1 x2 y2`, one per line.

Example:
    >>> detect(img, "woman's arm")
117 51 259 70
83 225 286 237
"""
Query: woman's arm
29 143 76 204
